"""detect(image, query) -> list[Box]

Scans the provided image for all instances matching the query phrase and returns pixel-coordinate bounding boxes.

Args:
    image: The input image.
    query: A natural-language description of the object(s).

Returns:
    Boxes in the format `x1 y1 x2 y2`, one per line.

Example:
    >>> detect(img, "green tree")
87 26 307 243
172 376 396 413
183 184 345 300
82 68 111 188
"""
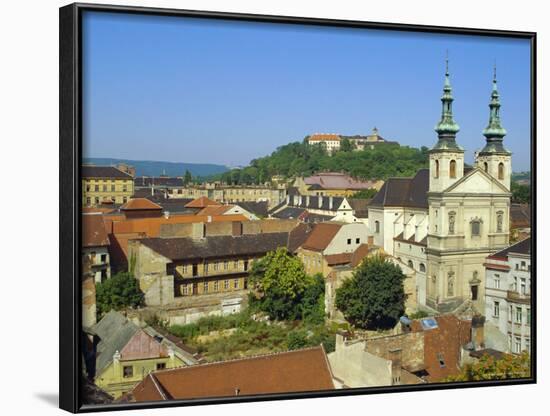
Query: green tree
511 181 530 203
335 254 406 329
445 351 530 381
183 169 193 185
286 331 308 350
248 248 318 320
339 138 355 152
96 272 144 318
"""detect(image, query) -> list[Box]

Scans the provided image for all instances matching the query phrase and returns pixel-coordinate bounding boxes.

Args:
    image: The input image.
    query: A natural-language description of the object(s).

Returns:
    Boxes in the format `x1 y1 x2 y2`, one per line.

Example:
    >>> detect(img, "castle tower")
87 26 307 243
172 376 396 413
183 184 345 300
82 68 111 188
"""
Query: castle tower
475 66 512 190
429 58 465 193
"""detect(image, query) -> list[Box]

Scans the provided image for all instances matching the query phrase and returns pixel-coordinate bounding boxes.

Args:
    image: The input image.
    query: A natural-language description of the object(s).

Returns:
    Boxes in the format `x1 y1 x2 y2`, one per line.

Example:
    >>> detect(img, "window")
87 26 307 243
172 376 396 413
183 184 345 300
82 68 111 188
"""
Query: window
498 162 504 180
111 184 115 192
204 263 209 274
86 197 91 206
224 279 229 290
508 334 512 351
123 197 127 203
514 336 521 354
234 278 239 289
102 185 107 192
525 338 530 353
494 274 500 289
509 305 513 321
484 162 488 172
450 160 457 178
493 301 500 318
213 262 219 271
434 160 440 178
94 185 99 192
471 285 478 301
123 184 128 192
512 276 518 291
86 184 91 192
471 219 481 236
496 211 504 233
100 254 107 263
527 308 531 325
156 362 166 370
224 261 228 270
520 278 527 295
234 260 239 269
408 260 414 269
182 285 189 296
375 221 380 234
203 281 209 293
419 263 426 273
123 366 133 378
521 261 526 270
356 238 360 244
95 197 100 205
214 280 219 292
448 211 456 234
515 307 522 324
347 238 351 245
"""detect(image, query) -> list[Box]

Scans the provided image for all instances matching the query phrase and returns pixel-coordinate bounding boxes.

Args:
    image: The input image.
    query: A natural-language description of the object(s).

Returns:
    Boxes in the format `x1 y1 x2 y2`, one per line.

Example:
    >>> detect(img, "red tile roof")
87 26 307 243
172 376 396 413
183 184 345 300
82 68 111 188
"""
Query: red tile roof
308 133 341 141
301 222 342 252
131 346 334 402
120 198 163 211
185 197 221 208
197 205 232 216
82 214 110 247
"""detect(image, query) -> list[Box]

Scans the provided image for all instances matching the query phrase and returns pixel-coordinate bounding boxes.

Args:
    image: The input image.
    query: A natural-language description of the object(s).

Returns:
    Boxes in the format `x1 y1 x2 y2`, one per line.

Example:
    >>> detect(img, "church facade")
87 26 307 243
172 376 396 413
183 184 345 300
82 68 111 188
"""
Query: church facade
369 63 512 313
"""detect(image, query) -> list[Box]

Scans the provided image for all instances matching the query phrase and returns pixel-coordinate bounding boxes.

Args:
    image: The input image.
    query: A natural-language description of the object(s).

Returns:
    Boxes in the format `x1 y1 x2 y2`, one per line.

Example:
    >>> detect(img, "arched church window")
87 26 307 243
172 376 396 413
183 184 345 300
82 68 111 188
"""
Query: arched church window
434 160 439 178
419 263 426 273
498 162 504 180
448 211 456 235
484 162 488 172
447 272 455 297
375 220 380 234
496 211 504 233
408 260 414 269
450 160 457 178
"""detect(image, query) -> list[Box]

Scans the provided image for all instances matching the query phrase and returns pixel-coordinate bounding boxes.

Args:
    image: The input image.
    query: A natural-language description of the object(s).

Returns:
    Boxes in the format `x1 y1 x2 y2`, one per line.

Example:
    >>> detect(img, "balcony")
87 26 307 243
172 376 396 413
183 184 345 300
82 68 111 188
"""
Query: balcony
506 290 531 304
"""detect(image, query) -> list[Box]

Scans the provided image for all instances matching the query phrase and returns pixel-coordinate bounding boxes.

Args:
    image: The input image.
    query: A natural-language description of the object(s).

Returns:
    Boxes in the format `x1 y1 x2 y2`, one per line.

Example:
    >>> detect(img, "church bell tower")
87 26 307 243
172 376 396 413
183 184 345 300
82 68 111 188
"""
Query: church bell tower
429 58 465 193
475 66 512 190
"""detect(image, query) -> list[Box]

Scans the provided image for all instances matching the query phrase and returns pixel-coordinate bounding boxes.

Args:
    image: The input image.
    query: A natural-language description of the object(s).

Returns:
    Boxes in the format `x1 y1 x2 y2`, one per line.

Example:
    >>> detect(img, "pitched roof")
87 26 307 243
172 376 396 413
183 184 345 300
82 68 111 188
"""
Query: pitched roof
197 205 232 216
82 214 110 247
301 222 343 252
185 197 221 208
510 203 531 229
236 201 269 217
348 198 370 218
140 232 290 261
369 169 429 208
82 165 133 179
120 198 163 211
308 133 341 141
272 207 307 220
287 223 314 253
119 330 169 361
304 172 377 190
488 237 531 260
131 346 334 401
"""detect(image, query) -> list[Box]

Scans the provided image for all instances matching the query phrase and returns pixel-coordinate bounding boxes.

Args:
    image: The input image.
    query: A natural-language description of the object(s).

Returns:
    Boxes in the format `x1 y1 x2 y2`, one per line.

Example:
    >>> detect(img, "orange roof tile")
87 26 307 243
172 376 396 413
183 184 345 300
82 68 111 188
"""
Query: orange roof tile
197 205 232 216
301 222 342 252
308 133 341 141
131 346 334 401
120 198 163 211
185 197 221 208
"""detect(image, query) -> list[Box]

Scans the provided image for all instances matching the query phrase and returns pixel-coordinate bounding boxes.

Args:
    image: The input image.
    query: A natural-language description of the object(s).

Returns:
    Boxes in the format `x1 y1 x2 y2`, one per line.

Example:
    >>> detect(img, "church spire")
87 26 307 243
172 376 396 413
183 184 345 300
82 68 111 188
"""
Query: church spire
433 55 462 151
480 64 510 155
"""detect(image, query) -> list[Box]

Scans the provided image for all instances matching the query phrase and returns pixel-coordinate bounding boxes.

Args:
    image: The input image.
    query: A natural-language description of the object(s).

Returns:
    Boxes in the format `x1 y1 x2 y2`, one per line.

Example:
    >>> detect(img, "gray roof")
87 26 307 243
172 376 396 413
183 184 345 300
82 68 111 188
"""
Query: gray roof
140 232 290 261
92 311 140 374
134 177 185 188
369 169 429 208
489 237 531 259
272 207 307 219
82 166 133 179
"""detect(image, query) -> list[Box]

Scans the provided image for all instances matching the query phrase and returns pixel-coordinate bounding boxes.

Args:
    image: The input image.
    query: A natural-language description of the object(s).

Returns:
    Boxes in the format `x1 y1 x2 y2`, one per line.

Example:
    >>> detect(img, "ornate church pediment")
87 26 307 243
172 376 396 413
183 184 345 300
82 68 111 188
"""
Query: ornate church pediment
442 168 510 195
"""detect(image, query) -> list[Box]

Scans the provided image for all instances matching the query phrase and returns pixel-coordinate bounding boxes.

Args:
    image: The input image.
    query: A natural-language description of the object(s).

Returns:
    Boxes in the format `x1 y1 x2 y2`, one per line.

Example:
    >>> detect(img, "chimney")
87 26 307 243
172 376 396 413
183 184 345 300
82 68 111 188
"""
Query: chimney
388 348 402 385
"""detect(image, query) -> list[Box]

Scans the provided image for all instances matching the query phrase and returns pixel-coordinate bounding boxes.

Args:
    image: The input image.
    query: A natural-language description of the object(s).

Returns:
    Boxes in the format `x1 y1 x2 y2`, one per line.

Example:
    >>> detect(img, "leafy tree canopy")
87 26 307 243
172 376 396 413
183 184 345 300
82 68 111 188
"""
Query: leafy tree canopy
183 169 193 185
351 188 379 199
215 140 429 185
335 254 406 329
248 248 324 322
511 180 530 204
445 351 530 381
96 272 144 318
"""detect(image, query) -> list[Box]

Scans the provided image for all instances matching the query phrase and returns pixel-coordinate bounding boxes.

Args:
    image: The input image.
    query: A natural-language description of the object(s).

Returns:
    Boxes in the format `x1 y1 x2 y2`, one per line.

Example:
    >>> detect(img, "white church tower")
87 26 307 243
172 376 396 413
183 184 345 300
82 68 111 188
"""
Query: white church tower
475 66 512 190
429 59 465 193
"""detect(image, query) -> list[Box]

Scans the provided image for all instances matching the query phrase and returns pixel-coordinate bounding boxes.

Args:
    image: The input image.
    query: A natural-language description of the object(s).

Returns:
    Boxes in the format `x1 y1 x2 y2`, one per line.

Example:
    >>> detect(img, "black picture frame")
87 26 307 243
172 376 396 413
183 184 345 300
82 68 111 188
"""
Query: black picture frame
59 3 537 413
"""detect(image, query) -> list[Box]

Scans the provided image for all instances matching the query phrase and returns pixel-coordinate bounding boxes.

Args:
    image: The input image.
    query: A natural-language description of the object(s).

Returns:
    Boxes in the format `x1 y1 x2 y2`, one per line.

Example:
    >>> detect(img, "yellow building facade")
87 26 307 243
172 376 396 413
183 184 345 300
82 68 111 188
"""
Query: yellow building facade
82 165 134 206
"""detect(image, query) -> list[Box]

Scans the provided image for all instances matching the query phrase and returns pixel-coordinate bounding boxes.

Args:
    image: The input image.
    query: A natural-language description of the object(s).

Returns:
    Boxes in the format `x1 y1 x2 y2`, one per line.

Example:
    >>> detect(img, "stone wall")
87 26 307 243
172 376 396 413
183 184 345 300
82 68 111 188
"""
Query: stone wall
365 331 424 371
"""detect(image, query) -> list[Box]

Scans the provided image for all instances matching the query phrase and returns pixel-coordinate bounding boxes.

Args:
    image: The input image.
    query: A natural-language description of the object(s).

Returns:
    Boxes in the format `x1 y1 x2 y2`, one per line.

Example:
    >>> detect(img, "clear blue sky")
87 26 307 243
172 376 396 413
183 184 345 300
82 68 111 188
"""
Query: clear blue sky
82 11 531 171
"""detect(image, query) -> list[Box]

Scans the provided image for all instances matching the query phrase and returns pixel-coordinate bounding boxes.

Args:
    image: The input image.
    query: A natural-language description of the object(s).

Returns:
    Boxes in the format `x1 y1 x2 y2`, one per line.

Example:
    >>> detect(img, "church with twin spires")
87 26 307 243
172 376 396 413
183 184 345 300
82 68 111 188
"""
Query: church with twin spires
368 61 512 313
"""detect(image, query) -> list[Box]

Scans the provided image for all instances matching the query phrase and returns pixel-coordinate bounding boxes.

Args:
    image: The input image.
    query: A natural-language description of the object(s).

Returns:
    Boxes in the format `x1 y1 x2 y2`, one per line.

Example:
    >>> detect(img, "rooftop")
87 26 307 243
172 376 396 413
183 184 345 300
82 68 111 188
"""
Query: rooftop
304 172 378 190
82 165 133 179
185 196 221 208
488 237 531 260
82 214 110 248
130 346 334 401
120 198 163 211
301 222 343 252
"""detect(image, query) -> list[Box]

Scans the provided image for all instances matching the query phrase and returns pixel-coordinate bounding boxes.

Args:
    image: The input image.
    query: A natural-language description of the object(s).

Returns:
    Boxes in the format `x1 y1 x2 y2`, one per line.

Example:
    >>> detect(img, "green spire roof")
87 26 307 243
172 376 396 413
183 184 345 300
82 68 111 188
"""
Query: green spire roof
480 65 511 155
432 57 463 152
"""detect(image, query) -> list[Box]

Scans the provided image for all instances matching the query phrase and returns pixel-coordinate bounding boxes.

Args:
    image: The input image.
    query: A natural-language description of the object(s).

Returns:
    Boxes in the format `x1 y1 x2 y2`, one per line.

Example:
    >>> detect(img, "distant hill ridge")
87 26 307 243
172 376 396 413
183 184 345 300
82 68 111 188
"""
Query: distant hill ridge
83 158 229 178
